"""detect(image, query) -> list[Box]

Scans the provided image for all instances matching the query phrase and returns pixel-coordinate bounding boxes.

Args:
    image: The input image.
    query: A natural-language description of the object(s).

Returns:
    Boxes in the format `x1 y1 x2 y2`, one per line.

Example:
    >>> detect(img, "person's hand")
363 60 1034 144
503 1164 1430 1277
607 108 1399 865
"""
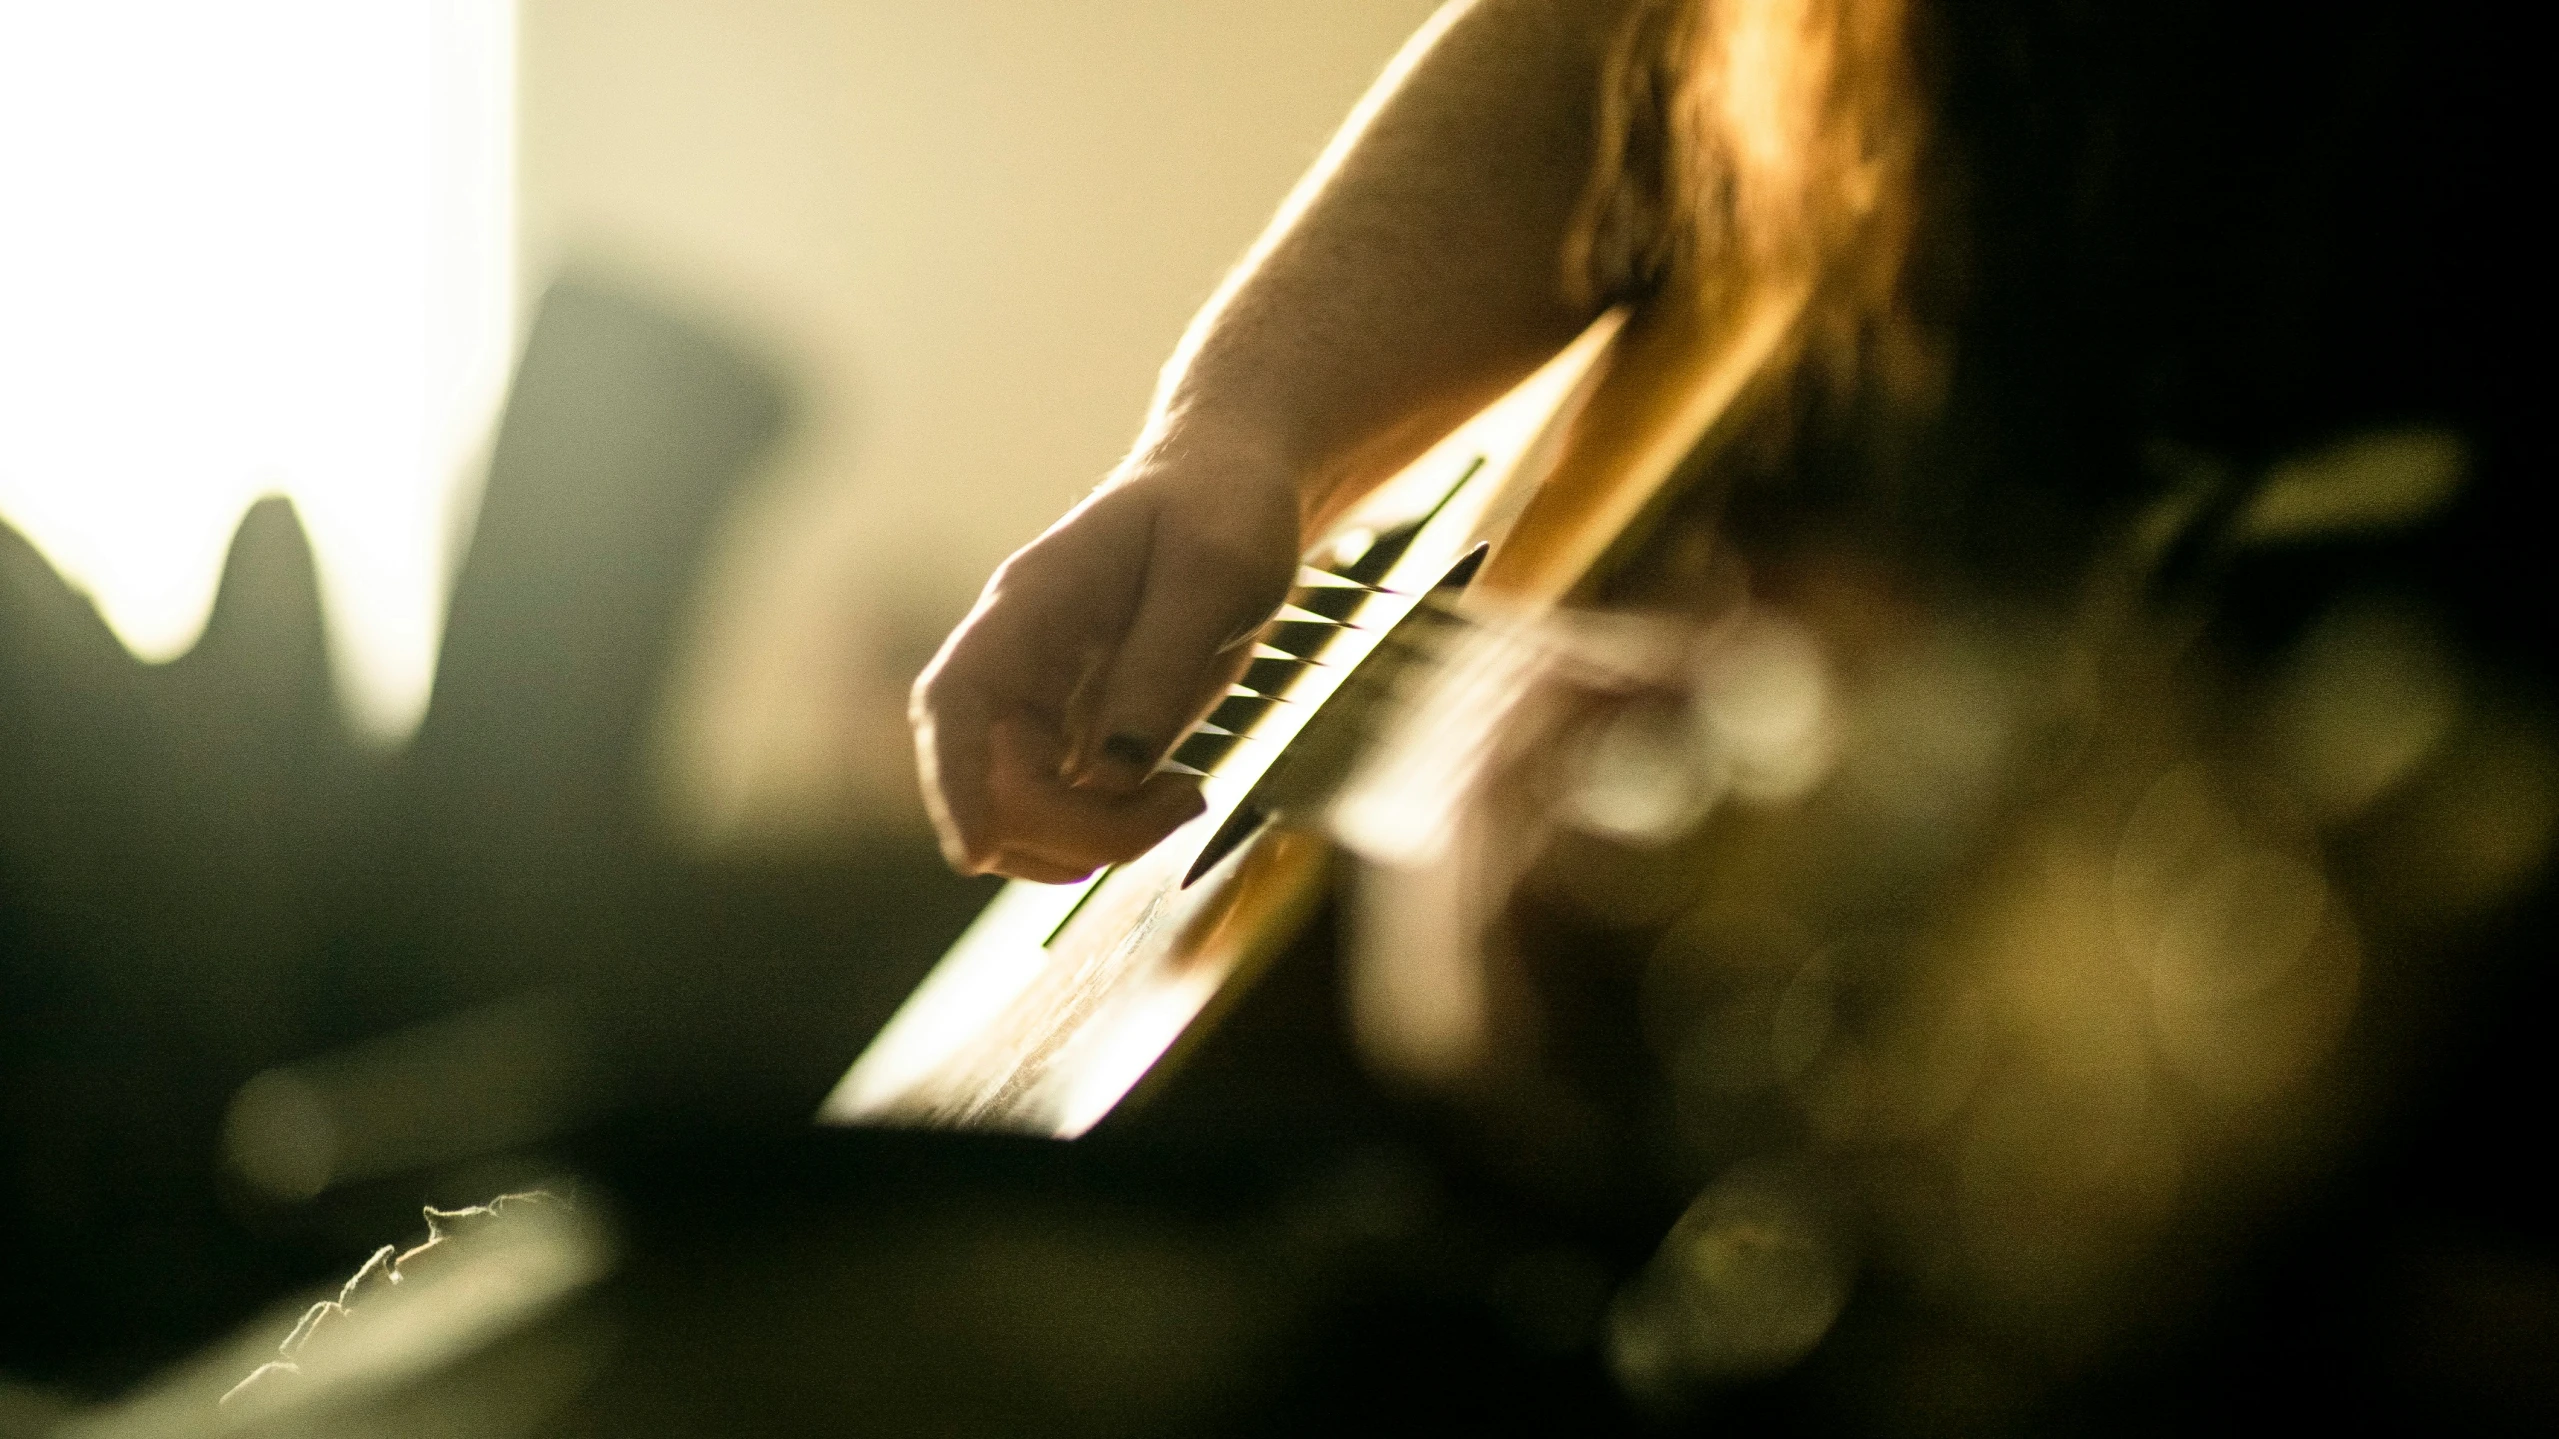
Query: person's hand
912 451 1303 881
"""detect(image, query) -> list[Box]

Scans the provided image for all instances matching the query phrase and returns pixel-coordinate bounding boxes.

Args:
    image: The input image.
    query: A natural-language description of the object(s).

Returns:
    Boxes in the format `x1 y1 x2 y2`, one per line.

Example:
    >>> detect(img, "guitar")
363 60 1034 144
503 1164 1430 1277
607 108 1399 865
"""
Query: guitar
819 274 1813 1138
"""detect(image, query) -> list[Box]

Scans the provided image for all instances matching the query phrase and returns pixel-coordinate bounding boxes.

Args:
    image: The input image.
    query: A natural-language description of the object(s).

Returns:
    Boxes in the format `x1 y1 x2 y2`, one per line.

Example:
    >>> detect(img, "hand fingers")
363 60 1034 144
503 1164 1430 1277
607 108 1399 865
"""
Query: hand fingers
920 699 1208 879
911 667 996 874
985 851 1095 885
1079 537 1288 794
909 477 1289 878
911 539 1135 874
979 717 1208 877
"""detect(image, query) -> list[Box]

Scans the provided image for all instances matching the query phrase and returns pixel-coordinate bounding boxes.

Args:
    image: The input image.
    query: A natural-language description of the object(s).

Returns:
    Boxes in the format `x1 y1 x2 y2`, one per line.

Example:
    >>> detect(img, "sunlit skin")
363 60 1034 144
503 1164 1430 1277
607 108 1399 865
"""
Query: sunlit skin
910 0 1638 880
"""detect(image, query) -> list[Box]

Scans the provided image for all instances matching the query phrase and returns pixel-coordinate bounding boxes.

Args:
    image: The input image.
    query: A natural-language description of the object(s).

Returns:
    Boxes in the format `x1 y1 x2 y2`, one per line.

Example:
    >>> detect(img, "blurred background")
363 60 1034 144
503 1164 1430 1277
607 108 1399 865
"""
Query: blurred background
1 1 2552 1435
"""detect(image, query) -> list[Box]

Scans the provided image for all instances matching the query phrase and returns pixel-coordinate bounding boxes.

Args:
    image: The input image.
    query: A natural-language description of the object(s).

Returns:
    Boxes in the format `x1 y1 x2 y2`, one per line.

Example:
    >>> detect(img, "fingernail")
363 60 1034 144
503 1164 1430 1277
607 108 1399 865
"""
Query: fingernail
1101 733 1155 770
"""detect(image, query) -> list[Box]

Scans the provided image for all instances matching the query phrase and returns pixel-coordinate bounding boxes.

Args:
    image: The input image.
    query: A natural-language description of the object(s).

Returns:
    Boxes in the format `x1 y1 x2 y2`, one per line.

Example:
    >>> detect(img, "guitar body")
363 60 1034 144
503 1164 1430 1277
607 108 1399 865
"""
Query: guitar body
820 278 1810 1137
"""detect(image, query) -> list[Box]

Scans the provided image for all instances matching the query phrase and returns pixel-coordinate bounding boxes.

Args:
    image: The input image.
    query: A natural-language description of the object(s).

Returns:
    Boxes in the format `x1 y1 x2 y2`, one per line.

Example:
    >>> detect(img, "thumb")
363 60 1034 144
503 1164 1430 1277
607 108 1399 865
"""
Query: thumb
1079 540 1288 793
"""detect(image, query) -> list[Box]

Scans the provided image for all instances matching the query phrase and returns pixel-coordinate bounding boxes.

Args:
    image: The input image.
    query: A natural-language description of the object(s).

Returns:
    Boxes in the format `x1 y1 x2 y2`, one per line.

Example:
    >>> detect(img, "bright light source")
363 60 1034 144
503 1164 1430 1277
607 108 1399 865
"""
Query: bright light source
0 0 514 741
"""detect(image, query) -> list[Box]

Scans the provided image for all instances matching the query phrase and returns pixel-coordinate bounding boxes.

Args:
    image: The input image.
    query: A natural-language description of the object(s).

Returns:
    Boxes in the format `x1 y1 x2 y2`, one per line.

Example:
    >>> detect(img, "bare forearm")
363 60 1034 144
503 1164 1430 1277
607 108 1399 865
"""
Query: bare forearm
912 0 1641 878
1136 0 1635 535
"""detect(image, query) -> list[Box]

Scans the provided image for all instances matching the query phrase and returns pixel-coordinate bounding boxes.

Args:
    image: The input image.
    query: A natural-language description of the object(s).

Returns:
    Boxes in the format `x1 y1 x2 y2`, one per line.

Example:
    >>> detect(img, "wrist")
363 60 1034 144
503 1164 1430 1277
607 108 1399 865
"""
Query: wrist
1118 408 1318 540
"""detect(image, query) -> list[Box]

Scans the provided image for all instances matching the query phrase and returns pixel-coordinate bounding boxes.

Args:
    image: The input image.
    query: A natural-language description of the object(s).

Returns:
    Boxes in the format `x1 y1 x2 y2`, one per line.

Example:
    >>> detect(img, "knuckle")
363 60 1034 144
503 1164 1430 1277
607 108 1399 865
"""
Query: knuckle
951 831 1002 875
909 657 943 707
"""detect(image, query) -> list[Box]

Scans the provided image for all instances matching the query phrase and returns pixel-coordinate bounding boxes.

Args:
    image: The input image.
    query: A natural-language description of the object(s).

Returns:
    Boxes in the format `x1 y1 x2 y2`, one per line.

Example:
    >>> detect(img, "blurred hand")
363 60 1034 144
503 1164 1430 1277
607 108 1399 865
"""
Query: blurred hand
912 453 1302 881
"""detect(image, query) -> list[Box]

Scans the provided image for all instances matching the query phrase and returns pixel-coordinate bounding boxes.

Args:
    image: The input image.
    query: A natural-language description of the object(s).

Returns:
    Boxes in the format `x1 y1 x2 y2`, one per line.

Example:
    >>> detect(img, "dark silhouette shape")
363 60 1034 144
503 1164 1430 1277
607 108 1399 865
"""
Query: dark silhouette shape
0 275 984 1394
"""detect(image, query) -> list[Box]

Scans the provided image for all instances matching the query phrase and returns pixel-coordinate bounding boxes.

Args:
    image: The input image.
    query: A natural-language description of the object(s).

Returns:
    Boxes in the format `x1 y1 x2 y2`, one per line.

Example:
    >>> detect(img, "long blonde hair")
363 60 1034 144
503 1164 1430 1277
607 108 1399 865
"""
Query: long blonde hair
1568 0 1935 413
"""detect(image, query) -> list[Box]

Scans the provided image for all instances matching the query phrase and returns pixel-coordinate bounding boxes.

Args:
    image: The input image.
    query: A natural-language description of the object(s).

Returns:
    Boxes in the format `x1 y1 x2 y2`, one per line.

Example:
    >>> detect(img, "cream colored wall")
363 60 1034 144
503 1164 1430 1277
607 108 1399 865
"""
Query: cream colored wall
517 0 1442 846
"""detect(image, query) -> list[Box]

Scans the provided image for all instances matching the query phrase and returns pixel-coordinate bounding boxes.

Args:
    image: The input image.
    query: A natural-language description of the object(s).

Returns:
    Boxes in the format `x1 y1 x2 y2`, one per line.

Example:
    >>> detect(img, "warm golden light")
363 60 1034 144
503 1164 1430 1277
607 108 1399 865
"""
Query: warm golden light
0 1 514 740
